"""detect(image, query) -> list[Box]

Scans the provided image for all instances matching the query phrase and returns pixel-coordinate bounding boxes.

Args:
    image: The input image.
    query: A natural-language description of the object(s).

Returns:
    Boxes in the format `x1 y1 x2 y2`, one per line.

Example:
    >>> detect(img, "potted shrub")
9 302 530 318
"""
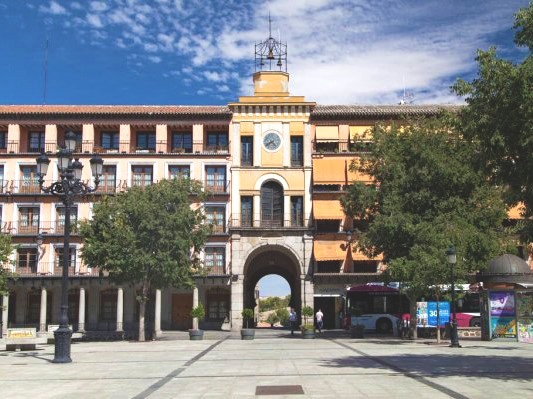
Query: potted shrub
300 305 315 339
267 312 280 328
350 306 365 338
241 308 255 340
189 304 205 340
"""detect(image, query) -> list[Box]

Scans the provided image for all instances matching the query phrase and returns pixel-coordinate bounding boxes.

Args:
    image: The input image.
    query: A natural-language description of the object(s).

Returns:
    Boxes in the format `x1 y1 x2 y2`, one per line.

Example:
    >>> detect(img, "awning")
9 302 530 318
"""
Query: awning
312 158 346 184
352 247 383 261
315 126 339 141
508 203 525 219
313 199 345 220
349 126 372 140
313 239 348 261
346 157 372 183
290 121 304 136
240 121 254 135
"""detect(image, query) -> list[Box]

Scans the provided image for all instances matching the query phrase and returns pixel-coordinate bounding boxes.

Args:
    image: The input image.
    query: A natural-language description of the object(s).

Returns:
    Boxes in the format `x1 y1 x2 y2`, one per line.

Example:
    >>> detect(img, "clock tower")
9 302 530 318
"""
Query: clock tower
227 21 316 330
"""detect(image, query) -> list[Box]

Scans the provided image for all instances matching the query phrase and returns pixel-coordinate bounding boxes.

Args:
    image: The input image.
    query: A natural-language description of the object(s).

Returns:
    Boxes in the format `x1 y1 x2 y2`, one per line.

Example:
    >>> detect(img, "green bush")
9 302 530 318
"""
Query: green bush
190 304 205 320
242 308 254 328
275 308 290 326
266 313 280 326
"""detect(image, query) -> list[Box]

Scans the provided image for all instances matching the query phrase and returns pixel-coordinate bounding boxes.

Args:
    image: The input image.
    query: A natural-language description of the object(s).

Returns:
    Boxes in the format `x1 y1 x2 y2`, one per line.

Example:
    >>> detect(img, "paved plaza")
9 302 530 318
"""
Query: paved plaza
1 330 532 398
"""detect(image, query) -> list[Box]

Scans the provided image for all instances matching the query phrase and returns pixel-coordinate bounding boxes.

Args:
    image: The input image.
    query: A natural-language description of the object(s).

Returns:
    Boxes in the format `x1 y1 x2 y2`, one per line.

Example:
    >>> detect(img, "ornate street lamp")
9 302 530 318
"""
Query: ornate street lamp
446 246 461 348
36 131 103 363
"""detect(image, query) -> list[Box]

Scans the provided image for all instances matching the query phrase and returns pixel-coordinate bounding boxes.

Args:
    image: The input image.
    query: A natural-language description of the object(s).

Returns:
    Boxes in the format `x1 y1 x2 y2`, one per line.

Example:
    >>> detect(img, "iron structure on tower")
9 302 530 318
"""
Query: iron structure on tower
255 15 287 72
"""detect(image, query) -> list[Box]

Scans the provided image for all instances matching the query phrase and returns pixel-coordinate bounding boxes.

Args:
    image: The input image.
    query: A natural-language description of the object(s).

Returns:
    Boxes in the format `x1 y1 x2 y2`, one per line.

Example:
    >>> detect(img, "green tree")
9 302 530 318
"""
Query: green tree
80 178 211 341
275 307 289 326
0 234 15 296
452 2 533 242
341 117 510 338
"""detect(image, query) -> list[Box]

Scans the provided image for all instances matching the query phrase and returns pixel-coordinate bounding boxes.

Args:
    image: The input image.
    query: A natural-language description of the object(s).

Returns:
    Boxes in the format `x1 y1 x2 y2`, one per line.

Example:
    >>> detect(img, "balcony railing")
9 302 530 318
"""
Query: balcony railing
205 179 229 194
312 139 373 153
2 220 80 235
228 213 309 229
205 265 227 276
12 262 99 277
15 180 40 194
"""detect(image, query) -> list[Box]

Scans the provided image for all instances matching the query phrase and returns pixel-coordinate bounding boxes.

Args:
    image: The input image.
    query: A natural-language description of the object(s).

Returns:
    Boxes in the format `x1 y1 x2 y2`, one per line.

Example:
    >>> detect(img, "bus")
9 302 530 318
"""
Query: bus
345 284 481 334
345 284 409 334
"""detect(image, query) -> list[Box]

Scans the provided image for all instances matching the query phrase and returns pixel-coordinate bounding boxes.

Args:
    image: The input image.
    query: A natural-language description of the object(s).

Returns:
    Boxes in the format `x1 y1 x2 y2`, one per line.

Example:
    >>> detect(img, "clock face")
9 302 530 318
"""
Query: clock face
263 131 282 151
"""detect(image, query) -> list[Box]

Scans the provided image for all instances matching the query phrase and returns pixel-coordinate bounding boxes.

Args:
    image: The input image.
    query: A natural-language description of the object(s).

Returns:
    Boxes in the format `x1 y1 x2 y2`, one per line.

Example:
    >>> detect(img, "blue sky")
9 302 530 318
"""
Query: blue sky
0 0 529 106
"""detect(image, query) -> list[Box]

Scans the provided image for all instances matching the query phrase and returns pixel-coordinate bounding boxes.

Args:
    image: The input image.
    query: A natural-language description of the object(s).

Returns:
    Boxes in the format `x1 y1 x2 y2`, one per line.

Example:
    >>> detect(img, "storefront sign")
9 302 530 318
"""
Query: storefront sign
7 328 37 339
314 285 345 297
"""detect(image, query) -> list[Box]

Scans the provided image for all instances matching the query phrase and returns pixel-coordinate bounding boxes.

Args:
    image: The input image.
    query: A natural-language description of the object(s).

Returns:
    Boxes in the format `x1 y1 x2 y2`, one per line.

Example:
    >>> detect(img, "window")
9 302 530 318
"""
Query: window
317 261 342 273
315 141 338 152
56 206 78 233
0 131 6 151
54 247 76 268
132 165 153 187
261 181 283 227
291 196 303 227
205 247 225 275
20 166 39 193
291 137 303 166
171 132 192 153
206 206 225 233
205 166 226 192
169 165 190 179
29 132 45 153
315 220 340 233
101 132 119 150
100 289 117 322
136 131 156 151
206 132 228 152
241 196 253 227
241 137 253 166
352 261 378 273
17 248 37 273
72 131 83 152
206 289 229 321
18 206 39 234
99 165 117 193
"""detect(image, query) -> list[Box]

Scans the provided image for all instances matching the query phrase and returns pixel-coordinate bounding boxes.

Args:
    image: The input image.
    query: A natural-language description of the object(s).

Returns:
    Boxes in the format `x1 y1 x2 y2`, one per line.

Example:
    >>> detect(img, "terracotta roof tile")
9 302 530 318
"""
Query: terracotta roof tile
311 104 462 119
0 105 232 115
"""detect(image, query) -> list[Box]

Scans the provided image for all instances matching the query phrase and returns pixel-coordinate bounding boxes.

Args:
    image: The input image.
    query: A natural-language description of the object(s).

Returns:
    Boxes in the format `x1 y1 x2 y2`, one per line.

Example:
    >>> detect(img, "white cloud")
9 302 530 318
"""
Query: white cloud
39 1 67 15
34 0 528 104
86 14 103 28
90 1 109 12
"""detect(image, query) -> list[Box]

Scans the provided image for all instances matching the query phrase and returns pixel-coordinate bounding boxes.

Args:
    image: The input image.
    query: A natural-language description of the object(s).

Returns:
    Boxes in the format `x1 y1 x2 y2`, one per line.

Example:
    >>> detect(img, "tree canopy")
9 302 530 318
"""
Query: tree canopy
452 2 533 241
0 234 14 296
80 178 211 340
341 116 511 337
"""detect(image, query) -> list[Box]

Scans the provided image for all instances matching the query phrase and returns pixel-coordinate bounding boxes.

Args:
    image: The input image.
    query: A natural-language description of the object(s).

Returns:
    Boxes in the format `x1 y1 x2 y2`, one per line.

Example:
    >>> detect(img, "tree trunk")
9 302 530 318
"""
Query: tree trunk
138 281 148 342
409 297 418 340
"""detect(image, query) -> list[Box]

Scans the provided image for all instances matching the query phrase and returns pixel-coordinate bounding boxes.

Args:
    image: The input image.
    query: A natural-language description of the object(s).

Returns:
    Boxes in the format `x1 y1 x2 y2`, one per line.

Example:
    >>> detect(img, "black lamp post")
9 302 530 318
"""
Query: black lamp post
446 246 461 348
36 131 103 363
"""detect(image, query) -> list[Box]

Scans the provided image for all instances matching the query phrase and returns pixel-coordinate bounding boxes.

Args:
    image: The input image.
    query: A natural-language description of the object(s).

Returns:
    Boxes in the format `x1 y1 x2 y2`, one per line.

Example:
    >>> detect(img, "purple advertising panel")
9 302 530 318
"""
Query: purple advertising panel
489 291 515 317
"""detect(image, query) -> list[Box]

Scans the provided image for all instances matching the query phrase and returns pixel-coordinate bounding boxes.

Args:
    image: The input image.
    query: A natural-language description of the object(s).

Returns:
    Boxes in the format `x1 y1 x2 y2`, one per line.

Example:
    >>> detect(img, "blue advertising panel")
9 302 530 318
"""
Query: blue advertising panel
416 301 450 327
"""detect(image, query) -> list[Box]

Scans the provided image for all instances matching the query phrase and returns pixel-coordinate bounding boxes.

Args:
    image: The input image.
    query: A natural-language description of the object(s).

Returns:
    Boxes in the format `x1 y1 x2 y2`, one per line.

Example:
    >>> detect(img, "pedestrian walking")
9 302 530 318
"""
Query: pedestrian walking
316 309 324 333
289 308 297 336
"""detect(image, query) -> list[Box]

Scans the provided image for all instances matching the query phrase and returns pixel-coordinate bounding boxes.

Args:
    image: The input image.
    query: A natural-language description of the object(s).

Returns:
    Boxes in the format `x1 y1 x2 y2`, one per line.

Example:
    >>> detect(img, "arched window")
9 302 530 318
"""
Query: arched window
261 181 283 227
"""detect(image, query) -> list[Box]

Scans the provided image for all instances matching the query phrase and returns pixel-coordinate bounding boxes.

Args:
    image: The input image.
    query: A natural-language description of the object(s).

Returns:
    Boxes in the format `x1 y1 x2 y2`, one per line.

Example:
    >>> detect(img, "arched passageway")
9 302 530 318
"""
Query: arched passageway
243 245 302 324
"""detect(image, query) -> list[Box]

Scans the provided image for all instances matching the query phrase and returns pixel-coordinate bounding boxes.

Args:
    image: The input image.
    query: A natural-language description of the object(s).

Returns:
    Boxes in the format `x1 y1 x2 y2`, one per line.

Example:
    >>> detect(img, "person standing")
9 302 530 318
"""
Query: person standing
316 309 324 333
289 308 297 336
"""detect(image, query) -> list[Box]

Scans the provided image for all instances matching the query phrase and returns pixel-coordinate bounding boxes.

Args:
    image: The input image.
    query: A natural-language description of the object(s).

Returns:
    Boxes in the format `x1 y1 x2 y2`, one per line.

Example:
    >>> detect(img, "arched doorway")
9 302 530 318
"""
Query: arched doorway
261 181 283 227
256 275 290 327
243 245 302 325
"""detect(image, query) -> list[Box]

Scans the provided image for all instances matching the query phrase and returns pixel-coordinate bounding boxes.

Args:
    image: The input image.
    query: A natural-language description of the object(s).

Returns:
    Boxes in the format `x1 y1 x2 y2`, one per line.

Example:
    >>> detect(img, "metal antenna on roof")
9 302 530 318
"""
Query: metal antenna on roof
399 75 414 105
43 37 49 105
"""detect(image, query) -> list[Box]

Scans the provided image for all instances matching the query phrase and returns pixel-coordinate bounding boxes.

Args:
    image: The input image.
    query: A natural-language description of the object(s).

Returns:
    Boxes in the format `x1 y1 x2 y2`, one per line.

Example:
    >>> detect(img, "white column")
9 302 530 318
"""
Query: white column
78 287 86 332
231 277 244 331
192 286 199 330
253 195 261 227
2 294 8 337
116 287 124 332
154 289 161 338
39 287 47 333
284 195 291 227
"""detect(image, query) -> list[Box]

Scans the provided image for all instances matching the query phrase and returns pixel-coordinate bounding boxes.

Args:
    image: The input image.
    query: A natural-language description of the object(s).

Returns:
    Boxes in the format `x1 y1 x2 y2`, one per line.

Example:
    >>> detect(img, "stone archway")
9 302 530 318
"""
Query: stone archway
242 245 302 326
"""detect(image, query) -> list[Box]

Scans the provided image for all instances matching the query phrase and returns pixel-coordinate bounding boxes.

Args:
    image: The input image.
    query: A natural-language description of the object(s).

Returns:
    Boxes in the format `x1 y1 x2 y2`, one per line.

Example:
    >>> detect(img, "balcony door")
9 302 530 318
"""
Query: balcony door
261 181 283 227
